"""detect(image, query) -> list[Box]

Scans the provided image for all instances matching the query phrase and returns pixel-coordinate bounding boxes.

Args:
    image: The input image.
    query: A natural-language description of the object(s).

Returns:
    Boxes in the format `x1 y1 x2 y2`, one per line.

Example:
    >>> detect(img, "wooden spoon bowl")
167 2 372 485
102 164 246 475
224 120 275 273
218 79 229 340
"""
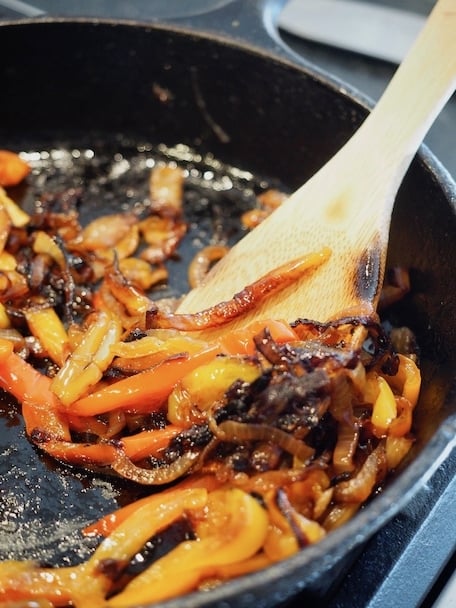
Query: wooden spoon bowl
178 0 456 327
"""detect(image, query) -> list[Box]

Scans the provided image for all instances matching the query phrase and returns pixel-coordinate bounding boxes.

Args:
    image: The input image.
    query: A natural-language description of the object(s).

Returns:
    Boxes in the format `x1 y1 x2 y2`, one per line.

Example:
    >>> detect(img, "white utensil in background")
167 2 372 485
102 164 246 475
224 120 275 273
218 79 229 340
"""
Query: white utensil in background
278 0 426 63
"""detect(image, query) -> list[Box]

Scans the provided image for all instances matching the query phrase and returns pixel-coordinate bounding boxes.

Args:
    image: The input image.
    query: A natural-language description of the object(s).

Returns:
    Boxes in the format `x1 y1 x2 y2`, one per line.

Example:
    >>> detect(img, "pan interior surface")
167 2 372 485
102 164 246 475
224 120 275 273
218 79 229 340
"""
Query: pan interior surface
0 138 284 564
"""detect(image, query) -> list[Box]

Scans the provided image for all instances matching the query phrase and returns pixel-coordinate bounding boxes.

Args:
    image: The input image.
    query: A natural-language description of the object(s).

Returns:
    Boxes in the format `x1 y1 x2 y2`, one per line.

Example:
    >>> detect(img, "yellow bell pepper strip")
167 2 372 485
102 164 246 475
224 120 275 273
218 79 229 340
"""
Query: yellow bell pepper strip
106 488 268 606
209 552 273 582
0 338 70 441
0 185 30 228
167 356 261 427
0 489 207 607
88 486 207 565
385 353 421 407
371 375 397 435
83 474 222 538
32 230 66 268
0 250 17 271
0 205 11 255
0 302 10 329
24 306 70 367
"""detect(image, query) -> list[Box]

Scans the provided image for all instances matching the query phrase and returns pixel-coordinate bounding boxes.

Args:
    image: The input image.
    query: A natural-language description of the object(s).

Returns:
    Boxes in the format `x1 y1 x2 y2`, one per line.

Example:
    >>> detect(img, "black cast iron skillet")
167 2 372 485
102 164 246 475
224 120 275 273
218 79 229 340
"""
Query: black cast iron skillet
0 3 456 606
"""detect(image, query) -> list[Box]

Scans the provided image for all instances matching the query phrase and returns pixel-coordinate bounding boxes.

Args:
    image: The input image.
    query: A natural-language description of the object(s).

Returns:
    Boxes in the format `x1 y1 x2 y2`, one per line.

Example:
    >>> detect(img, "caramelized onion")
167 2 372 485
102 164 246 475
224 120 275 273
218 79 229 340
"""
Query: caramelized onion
323 502 360 532
241 189 287 229
275 488 325 547
104 265 152 316
333 443 387 503
147 249 331 331
215 420 314 464
388 396 413 437
138 216 187 264
332 421 359 474
188 245 229 289
111 449 201 485
149 164 185 217
80 213 138 251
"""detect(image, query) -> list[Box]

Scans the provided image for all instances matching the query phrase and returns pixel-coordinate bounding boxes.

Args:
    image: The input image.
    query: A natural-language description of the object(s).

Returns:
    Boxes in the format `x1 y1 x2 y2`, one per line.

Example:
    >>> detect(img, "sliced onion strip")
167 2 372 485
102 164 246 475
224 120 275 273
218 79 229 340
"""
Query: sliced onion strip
111 449 201 485
148 249 331 331
215 420 314 464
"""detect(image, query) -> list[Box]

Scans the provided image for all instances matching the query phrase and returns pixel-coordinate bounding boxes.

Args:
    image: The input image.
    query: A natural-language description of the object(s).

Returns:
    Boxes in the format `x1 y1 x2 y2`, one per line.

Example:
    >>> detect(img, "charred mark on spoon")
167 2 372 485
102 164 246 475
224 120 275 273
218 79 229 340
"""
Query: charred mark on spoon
355 242 383 304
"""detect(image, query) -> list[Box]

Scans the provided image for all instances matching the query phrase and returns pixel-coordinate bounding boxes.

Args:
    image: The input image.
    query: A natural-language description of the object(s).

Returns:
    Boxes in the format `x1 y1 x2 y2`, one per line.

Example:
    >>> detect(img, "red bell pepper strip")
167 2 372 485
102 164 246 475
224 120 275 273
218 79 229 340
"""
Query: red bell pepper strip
218 319 299 356
70 345 220 416
121 425 181 461
0 338 70 441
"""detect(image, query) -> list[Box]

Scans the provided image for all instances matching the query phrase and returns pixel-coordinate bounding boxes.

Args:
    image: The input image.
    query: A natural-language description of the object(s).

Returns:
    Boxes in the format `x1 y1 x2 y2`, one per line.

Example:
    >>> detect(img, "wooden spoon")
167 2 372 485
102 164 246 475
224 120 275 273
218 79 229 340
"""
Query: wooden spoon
178 0 456 327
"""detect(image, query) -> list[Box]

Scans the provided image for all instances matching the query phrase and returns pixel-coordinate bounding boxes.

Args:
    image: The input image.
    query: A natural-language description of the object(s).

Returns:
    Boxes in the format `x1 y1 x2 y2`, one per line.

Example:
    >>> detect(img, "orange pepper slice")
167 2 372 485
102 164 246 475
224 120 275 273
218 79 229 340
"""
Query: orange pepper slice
0 150 30 187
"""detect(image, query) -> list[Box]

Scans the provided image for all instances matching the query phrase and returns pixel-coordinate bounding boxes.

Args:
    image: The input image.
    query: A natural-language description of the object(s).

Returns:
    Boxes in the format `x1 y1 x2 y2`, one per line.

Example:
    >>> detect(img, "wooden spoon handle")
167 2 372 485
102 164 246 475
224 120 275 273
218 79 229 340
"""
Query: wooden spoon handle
347 0 456 203
295 0 456 257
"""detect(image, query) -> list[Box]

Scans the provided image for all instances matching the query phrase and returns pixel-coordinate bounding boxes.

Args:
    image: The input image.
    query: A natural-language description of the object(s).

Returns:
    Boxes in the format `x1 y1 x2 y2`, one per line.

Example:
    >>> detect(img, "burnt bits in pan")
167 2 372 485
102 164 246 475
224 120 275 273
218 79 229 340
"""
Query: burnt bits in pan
13 140 284 298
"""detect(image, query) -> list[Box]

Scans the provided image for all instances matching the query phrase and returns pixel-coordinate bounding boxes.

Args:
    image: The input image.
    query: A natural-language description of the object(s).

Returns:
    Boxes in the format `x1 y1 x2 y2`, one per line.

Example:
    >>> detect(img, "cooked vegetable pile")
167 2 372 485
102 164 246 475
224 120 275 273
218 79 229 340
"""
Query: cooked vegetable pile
0 149 420 607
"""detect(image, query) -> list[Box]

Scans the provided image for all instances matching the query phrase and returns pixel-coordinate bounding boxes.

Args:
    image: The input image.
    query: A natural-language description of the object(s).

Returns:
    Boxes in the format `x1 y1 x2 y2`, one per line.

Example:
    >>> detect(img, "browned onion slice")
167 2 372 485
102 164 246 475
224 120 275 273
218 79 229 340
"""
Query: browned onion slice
215 420 315 464
111 448 201 485
147 249 330 331
188 245 229 288
333 443 387 503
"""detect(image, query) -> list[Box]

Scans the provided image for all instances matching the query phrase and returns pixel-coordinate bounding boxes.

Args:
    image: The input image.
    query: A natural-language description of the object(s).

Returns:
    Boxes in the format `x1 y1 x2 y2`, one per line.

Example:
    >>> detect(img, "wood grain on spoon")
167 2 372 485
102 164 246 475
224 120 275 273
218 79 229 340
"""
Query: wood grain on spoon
178 0 456 327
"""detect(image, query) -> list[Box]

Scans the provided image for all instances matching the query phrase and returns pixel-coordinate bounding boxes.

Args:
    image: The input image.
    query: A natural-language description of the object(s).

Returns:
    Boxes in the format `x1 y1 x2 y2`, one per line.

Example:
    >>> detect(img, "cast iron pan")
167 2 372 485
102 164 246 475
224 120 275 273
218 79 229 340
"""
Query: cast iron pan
1 3 456 606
